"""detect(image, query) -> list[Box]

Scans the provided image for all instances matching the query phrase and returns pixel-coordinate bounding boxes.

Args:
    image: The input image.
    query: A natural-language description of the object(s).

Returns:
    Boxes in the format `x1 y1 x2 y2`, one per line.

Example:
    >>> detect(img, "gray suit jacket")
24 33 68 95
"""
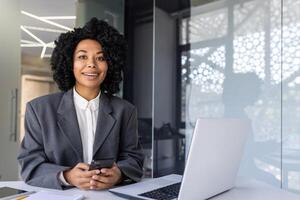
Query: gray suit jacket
18 89 144 190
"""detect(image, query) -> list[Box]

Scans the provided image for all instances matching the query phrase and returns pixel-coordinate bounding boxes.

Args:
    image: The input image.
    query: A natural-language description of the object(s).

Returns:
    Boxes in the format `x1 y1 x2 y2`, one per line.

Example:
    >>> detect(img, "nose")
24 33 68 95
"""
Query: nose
87 58 96 68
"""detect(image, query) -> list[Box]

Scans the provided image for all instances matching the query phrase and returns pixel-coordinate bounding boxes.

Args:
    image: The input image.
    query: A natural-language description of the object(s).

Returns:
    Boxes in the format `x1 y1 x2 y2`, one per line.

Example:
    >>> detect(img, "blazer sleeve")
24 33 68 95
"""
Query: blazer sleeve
17 102 69 190
117 107 144 182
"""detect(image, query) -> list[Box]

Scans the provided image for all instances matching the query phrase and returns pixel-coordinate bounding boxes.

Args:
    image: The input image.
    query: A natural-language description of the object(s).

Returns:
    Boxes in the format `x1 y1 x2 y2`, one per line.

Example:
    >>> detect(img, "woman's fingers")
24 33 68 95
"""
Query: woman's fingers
75 162 90 170
65 162 122 190
64 163 100 188
90 179 112 190
78 182 93 190
77 177 91 185
91 174 113 184
91 165 122 188
79 169 100 178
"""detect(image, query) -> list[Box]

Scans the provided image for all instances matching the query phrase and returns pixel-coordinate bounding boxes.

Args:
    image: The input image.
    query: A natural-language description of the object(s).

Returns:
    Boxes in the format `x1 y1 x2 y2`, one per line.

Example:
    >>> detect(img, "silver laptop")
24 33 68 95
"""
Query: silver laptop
110 118 251 200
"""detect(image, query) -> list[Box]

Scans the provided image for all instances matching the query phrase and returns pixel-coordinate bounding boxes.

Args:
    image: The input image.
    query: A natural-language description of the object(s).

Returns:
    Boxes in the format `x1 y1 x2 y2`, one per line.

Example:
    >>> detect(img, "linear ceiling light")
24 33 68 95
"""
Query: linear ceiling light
40 46 47 58
46 42 55 48
21 39 40 44
21 26 45 45
21 10 72 31
43 54 52 58
22 25 66 33
41 16 76 20
21 44 43 47
21 11 75 58
21 26 47 58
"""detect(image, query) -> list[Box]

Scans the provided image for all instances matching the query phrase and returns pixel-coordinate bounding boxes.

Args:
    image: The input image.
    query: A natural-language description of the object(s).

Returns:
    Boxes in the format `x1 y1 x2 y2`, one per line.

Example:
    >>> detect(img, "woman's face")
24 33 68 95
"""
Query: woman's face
73 39 108 91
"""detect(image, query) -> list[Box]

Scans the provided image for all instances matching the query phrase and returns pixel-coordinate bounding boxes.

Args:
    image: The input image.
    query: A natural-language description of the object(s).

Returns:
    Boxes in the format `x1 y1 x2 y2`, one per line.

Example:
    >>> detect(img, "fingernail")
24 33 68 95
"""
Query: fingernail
90 186 93 189
96 170 100 174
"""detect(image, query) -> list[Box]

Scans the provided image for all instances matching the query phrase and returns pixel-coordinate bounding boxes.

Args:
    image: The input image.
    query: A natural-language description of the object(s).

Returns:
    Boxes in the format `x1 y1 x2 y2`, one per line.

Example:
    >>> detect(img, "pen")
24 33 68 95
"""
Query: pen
15 191 35 200
15 195 28 200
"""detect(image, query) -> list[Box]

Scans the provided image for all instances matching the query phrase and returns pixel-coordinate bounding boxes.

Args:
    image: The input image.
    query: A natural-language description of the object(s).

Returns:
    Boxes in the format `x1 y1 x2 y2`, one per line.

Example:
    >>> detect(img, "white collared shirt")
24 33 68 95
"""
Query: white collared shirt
73 87 100 164
59 87 100 186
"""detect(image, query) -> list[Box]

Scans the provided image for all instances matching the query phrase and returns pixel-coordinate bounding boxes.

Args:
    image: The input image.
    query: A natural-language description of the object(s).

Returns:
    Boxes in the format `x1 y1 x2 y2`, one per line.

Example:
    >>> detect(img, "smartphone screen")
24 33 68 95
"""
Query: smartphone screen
0 187 27 198
89 158 115 171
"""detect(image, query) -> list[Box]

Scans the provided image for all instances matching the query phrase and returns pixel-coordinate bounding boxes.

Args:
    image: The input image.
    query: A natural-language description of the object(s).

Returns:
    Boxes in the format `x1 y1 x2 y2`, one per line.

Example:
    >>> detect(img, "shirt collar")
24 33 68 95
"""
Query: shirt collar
73 87 100 111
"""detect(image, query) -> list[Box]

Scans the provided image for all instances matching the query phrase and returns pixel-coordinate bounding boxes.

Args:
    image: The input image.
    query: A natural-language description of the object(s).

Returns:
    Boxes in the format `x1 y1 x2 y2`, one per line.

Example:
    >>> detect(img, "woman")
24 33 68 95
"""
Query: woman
18 18 144 190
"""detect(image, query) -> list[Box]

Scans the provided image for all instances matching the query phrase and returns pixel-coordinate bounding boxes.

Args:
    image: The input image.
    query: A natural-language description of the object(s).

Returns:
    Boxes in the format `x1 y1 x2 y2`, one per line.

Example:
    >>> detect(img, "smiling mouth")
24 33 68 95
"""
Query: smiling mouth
82 72 99 77
81 72 100 80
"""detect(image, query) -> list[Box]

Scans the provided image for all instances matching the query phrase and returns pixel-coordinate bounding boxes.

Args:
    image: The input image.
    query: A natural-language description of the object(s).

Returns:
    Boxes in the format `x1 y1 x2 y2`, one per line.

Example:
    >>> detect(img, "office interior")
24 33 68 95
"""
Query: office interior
0 0 299 196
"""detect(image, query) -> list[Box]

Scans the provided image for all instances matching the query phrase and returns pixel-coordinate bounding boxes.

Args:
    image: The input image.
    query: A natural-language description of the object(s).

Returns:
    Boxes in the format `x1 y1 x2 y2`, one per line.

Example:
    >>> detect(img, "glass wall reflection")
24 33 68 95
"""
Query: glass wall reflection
154 0 300 193
186 0 284 187
282 0 300 193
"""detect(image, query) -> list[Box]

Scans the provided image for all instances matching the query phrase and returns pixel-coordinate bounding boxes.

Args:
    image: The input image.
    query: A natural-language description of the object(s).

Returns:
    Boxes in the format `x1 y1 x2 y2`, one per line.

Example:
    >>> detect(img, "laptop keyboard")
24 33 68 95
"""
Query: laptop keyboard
138 182 181 200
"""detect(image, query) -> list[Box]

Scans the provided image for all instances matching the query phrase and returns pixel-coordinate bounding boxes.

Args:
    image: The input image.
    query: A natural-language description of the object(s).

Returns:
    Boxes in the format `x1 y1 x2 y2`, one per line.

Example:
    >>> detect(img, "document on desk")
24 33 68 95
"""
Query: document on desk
25 191 84 200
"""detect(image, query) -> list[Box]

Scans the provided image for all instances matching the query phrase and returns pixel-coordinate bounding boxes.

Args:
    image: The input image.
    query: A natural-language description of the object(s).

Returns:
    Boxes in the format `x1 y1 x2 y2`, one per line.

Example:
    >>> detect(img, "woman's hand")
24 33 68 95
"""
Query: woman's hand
89 163 123 190
64 163 100 190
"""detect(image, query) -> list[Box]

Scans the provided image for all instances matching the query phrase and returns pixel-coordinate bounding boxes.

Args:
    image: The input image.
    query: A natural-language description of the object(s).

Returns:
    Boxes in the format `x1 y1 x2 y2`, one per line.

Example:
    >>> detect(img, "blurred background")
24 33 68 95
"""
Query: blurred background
0 0 299 194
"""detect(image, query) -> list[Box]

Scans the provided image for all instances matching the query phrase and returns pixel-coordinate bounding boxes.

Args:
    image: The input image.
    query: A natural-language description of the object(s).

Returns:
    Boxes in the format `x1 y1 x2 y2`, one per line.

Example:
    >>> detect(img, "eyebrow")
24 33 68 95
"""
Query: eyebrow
75 50 104 54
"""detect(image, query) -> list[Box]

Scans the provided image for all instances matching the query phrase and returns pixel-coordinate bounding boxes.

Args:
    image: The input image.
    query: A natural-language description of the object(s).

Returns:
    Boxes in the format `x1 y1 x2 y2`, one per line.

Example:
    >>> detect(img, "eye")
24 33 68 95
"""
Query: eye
96 56 106 61
78 55 87 59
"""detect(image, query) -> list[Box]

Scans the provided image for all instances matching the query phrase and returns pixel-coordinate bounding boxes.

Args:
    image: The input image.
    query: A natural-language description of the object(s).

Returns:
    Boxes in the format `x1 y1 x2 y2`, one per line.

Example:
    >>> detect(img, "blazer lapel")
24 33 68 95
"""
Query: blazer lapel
57 89 83 161
93 93 116 157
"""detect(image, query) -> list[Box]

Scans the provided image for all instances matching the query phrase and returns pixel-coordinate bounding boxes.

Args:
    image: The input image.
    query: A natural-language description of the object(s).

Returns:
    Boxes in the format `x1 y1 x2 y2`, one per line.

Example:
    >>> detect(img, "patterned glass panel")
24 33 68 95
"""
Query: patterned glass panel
180 0 300 193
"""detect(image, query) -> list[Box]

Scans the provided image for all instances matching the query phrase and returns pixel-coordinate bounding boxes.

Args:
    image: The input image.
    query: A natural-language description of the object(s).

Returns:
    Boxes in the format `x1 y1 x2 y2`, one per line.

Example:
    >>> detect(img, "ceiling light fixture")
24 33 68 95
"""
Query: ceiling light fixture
43 54 52 58
41 16 76 20
21 44 44 47
21 39 40 44
21 11 75 58
21 26 45 45
21 26 46 58
21 10 72 31
22 25 66 33
40 46 47 58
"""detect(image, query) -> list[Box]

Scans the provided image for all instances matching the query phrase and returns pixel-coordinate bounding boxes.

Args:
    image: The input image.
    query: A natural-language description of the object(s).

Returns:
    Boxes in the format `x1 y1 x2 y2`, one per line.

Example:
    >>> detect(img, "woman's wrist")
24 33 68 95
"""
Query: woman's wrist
63 169 73 186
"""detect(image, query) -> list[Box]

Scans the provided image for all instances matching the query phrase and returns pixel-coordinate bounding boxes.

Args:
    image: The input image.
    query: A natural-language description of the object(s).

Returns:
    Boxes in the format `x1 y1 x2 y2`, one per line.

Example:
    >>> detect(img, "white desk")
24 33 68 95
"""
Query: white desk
0 181 122 200
1 177 299 200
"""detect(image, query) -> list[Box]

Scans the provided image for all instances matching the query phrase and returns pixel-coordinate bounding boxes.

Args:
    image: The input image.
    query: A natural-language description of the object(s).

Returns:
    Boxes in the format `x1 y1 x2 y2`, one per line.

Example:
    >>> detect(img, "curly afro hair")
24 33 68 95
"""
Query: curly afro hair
51 17 126 95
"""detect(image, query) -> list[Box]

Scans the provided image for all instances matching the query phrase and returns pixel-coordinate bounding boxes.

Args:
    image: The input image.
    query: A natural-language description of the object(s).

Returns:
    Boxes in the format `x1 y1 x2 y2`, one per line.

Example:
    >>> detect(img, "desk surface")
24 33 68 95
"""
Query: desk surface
0 177 299 200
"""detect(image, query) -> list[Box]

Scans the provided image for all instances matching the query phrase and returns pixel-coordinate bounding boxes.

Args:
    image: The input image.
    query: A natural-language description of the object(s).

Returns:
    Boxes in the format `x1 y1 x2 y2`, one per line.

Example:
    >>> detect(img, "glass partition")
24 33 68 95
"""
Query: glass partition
282 0 300 193
153 0 190 177
124 0 154 177
153 0 300 194
186 0 283 187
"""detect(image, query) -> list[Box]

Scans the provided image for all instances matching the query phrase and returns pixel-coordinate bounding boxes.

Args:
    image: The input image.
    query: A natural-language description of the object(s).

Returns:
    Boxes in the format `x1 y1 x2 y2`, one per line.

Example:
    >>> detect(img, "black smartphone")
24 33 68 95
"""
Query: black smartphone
89 158 115 171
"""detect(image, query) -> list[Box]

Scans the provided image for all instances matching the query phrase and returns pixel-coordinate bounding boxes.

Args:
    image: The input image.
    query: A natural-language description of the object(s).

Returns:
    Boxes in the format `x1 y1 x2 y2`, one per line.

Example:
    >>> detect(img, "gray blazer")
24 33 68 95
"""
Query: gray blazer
18 89 144 190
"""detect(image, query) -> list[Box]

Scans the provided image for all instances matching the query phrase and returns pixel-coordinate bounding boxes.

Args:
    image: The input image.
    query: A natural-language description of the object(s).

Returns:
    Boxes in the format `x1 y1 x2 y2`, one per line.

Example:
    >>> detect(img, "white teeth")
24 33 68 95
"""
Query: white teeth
83 73 98 76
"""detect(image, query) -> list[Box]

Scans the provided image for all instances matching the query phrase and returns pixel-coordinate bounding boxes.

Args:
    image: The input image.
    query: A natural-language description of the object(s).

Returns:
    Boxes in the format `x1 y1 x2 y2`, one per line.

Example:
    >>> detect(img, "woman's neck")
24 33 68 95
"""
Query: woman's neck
75 85 100 101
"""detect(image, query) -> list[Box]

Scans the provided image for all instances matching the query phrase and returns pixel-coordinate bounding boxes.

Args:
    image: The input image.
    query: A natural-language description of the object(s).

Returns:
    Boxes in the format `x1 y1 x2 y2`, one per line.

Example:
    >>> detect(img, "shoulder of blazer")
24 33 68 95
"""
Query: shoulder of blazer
105 94 136 112
27 91 65 112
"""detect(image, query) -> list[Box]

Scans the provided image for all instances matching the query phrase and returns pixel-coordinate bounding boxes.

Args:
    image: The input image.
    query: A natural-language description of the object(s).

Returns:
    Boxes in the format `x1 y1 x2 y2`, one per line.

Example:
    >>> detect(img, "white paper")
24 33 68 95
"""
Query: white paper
25 190 84 200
